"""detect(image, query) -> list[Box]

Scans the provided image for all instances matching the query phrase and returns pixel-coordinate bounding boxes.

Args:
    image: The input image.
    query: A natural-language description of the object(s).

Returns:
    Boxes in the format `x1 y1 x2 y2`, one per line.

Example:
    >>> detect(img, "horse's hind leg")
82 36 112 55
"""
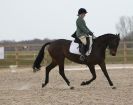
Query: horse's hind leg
42 61 57 88
59 63 70 86
81 65 96 86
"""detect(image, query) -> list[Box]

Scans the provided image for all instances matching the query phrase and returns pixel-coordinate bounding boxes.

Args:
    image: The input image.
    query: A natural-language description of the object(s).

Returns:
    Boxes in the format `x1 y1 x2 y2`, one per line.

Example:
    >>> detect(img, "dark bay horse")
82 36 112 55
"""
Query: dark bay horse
33 33 120 88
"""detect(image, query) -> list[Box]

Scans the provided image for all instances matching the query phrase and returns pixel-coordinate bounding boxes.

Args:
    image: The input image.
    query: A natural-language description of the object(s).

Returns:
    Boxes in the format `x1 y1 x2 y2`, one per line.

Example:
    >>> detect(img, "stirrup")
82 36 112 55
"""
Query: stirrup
80 55 85 61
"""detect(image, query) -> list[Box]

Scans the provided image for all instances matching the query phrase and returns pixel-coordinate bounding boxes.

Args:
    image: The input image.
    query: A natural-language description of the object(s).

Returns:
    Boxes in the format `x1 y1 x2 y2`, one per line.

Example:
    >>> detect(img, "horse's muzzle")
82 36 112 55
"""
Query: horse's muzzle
110 50 116 56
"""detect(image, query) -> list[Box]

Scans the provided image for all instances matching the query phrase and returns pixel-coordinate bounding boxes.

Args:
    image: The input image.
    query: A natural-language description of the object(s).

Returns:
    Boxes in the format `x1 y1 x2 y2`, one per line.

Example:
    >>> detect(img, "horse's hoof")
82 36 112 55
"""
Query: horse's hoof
81 81 86 86
70 86 75 90
42 83 46 88
67 83 70 86
112 86 116 89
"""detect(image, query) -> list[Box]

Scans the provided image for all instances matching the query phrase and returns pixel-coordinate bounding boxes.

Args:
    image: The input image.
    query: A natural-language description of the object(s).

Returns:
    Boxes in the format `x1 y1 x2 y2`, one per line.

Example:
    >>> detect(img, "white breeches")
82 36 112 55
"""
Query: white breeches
79 36 87 45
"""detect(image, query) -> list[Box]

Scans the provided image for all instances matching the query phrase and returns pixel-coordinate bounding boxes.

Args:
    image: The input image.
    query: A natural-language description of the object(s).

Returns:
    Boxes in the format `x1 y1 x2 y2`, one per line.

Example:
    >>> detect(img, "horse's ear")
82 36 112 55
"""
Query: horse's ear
116 33 120 37
117 33 120 40
118 33 120 37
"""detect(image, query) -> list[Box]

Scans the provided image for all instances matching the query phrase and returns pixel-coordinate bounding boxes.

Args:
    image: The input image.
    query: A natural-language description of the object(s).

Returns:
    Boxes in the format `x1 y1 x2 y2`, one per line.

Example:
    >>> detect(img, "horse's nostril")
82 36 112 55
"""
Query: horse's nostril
112 51 116 56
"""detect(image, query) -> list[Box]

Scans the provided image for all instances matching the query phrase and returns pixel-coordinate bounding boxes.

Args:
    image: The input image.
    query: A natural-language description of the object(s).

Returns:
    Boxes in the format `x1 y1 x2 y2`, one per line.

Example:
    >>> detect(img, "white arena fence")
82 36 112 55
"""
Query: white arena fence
0 41 133 68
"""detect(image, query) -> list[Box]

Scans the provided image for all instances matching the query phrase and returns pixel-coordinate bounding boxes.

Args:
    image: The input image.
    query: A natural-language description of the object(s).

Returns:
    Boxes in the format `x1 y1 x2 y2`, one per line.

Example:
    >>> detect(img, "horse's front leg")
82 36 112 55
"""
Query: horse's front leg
81 65 96 86
99 62 113 86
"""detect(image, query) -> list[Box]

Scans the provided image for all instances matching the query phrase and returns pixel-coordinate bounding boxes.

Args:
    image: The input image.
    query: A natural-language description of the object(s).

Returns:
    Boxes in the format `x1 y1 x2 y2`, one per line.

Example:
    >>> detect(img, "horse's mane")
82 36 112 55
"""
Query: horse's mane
97 33 115 38
94 33 116 42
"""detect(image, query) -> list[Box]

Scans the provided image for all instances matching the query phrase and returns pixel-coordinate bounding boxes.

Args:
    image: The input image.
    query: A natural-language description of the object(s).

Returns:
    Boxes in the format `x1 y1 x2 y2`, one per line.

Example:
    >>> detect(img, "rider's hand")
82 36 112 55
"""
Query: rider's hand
92 35 97 39
89 31 93 36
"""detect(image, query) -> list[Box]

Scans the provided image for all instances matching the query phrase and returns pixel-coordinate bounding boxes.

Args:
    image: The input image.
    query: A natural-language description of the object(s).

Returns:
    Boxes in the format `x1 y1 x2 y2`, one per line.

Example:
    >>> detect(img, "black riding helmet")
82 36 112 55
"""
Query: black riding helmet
78 8 87 16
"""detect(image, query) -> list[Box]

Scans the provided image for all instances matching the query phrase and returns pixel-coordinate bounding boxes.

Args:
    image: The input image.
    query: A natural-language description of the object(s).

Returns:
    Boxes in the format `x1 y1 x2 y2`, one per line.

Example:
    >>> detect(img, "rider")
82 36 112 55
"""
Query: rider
76 8 95 61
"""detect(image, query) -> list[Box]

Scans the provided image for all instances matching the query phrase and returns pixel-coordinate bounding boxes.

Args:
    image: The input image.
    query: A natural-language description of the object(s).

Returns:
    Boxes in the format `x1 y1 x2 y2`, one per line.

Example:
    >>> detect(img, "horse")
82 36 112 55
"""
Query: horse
33 33 120 88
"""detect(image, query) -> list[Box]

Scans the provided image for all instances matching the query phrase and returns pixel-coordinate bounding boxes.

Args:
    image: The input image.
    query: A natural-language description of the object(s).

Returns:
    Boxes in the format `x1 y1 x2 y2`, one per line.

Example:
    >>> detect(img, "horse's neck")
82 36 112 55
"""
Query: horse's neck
93 37 108 56
94 35 109 48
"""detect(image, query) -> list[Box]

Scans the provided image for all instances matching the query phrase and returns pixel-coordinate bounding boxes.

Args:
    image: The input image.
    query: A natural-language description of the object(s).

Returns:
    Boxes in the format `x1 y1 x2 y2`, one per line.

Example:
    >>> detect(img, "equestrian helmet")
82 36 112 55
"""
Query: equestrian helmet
78 8 87 15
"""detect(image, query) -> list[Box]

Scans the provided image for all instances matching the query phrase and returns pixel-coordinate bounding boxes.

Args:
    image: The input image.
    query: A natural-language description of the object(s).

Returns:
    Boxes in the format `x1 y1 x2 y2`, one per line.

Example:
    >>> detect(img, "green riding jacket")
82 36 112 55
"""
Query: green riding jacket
76 16 93 38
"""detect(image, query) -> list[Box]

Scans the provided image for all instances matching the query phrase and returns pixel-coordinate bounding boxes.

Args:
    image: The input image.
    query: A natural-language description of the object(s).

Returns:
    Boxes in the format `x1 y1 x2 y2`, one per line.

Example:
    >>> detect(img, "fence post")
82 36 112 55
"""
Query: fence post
34 53 36 60
15 46 19 66
123 41 127 63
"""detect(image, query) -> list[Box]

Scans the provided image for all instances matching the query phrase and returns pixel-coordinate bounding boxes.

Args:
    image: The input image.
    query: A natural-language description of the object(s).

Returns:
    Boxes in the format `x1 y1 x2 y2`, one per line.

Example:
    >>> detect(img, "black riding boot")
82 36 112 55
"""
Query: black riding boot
79 44 86 61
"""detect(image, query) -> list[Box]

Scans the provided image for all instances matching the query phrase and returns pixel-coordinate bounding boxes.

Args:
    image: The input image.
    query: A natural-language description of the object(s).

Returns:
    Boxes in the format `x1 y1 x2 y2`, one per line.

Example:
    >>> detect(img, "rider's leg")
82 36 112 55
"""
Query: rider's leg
79 36 87 61
86 37 90 52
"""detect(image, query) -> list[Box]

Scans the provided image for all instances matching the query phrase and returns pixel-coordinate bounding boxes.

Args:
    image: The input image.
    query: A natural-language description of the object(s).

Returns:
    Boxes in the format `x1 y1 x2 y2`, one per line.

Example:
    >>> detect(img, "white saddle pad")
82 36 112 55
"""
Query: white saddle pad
69 37 93 56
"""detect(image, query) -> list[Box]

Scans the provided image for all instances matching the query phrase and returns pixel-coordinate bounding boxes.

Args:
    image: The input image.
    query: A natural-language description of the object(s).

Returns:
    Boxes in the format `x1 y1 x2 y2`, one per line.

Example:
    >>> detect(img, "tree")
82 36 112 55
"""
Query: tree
125 31 133 41
116 16 133 63
116 16 133 40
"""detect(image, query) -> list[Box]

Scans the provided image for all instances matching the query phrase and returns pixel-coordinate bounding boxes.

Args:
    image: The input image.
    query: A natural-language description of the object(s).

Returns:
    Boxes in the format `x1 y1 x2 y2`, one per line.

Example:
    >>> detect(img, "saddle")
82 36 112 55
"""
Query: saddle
71 31 90 53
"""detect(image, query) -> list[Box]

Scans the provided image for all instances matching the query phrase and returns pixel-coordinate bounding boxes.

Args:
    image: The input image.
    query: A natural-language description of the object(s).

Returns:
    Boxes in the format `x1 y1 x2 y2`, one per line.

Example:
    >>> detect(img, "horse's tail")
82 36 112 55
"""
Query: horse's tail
33 42 51 72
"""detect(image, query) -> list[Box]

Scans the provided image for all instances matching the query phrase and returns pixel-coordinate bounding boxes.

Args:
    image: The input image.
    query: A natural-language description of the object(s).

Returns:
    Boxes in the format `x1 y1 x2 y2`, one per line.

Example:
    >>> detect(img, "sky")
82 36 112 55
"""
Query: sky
0 0 132 41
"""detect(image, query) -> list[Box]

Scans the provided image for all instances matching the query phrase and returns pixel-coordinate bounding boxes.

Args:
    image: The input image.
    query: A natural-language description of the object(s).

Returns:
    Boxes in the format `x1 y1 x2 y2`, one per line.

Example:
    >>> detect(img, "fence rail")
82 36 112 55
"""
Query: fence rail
0 41 133 68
